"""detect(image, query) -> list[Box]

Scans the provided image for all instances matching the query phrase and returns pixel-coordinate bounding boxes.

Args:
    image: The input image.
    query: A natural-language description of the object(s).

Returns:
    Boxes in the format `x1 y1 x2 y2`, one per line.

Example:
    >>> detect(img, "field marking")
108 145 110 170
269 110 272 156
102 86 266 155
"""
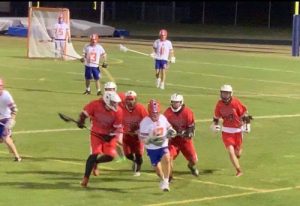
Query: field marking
178 60 300 74
8 113 300 135
143 186 300 206
172 70 300 86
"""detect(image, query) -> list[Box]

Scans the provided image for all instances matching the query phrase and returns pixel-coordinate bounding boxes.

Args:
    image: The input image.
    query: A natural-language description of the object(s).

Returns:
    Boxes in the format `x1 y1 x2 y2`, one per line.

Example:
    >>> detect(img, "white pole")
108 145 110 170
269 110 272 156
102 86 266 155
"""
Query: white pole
28 1 32 8
100 1 104 25
268 1 271 28
202 1 205 24
234 1 238 26
172 1 176 23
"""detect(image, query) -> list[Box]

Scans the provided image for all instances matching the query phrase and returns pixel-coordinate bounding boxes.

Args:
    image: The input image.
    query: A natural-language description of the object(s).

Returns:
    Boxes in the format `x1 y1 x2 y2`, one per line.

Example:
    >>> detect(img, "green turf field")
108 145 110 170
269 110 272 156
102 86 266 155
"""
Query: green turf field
0 35 299 206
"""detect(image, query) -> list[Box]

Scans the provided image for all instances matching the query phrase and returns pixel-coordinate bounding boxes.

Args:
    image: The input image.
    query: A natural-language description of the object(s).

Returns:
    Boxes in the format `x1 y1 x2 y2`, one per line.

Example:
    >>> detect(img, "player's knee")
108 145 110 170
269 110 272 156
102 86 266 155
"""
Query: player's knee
125 154 134 161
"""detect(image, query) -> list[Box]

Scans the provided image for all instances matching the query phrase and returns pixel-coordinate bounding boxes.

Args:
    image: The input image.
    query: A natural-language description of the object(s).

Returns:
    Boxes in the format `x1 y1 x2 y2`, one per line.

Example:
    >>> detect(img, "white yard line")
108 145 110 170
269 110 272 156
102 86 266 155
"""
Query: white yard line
142 185 300 206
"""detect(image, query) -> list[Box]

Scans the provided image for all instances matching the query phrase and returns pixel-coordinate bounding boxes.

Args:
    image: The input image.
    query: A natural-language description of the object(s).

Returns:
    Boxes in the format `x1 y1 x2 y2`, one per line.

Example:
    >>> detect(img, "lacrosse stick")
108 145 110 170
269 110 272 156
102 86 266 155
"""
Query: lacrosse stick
58 113 133 141
119 44 151 57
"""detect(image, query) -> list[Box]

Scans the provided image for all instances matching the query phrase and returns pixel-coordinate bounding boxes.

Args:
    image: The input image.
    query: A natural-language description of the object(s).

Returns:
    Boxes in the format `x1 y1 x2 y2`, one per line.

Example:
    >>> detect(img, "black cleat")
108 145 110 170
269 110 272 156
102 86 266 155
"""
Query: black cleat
188 164 199 177
83 90 91 95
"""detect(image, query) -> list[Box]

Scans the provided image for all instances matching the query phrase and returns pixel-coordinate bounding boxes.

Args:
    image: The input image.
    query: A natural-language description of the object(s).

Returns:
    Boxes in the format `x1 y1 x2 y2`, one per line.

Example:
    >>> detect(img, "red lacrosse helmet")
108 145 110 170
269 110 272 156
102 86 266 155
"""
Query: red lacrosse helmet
125 90 137 110
148 99 160 121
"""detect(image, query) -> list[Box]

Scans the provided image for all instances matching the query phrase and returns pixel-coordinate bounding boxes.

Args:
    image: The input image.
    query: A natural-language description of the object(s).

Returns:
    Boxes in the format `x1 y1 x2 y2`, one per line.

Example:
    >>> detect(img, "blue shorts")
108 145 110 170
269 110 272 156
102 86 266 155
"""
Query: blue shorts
85 66 101 80
0 118 10 139
155 60 168 70
146 147 169 166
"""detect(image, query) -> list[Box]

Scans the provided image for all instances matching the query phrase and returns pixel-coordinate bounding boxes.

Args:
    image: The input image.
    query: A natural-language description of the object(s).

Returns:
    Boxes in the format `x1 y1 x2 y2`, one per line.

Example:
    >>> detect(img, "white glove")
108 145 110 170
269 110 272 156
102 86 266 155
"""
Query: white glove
242 124 251 133
167 127 177 139
5 119 16 130
170 56 176 63
210 124 221 133
150 52 156 59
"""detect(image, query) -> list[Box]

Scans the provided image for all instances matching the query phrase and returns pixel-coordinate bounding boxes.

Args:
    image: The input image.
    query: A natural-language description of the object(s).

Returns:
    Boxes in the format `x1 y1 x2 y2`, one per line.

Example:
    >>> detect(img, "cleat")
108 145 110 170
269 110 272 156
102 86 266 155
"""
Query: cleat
156 79 161 88
188 164 199 177
83 90 91 95
160 83 165 90
236 169 243 177
160 180 170 192
133 171 141 177
14 157 22 162
80 177 89 188
96 91 102 96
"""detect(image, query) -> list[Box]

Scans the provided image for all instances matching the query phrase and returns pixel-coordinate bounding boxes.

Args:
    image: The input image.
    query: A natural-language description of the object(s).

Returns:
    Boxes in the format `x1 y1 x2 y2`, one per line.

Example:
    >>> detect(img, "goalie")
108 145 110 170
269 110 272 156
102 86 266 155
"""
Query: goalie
211 84 253 177
164 93 199 182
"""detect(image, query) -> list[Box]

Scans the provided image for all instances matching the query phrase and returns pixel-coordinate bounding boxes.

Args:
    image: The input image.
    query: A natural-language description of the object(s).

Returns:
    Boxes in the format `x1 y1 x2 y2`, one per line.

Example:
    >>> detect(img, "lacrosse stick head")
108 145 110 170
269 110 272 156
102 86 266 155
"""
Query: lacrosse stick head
119 44 128 52
58 113 73 122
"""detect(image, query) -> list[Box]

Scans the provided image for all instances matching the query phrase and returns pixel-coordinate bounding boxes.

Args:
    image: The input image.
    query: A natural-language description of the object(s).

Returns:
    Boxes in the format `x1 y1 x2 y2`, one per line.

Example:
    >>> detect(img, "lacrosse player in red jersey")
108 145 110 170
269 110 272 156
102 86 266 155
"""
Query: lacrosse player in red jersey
121 90 148 176
151 29 175 90
77 91 123 187
139 99 177 192
81 34 108 96
103 81 126 161
164 93 199 182
0 78 21 162
211 84 252 177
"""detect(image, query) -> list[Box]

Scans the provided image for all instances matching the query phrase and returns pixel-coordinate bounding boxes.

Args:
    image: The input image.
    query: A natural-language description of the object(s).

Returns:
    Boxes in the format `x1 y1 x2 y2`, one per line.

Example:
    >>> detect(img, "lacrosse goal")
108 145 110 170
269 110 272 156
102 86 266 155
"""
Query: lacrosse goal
27 7 81 60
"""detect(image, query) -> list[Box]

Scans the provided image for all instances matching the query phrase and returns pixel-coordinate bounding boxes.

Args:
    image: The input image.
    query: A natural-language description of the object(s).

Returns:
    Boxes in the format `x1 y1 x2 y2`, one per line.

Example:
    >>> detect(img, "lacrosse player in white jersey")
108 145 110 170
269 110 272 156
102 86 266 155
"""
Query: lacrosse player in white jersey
151 29 175 90
81 34 108 96
52 13 71 59
0 78 21 162
139 99 177 192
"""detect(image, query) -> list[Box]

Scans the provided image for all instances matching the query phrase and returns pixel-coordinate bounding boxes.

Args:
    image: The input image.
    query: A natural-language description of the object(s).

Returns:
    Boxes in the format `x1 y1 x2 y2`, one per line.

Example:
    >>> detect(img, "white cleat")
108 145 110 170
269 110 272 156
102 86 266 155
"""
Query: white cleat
160 82 165 90
133 172 141 177
160 180 170 192
156 78 161 88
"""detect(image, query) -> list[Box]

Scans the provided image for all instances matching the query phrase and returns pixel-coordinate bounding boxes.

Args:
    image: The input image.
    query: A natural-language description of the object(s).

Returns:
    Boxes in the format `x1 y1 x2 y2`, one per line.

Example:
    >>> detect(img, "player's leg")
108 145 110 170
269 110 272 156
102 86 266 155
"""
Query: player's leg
155 60 161 88
83 66 92 94
181 140 199 177
160 150 171 191
92 67 102 96
3 136 21 162
168 143 179 182
227 145 242 177
159 61 168 90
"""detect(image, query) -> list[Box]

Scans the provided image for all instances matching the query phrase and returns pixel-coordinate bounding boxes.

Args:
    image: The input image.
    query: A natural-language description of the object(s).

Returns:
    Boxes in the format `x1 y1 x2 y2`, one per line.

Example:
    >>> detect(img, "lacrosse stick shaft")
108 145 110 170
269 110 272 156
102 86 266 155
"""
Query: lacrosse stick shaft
127 49 150 56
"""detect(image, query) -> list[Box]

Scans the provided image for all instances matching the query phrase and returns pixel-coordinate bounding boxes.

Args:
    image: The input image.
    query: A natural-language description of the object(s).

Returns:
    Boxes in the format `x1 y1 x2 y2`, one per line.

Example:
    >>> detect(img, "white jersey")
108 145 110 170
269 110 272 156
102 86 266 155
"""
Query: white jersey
153 39 173 61
139 114 171 150
54 22 69 40
0 90 15 119
83 44 106 67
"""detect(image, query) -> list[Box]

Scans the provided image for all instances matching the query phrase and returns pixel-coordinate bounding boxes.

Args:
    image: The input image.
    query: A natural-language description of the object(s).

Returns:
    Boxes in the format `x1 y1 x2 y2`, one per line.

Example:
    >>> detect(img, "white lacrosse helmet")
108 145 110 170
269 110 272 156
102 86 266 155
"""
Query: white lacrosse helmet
103 91 121 111
220 84 233 103
170 93 184 112
104 82 117 91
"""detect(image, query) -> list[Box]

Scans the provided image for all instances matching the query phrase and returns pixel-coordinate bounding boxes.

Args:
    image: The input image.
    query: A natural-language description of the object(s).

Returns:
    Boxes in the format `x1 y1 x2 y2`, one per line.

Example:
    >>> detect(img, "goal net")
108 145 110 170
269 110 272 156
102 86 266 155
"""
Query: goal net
27 7 81 60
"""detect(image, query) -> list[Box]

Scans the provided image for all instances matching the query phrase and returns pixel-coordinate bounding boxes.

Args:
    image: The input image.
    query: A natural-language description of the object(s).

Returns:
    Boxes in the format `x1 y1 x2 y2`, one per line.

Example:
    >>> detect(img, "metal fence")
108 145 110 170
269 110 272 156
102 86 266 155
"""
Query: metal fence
2 1 294 28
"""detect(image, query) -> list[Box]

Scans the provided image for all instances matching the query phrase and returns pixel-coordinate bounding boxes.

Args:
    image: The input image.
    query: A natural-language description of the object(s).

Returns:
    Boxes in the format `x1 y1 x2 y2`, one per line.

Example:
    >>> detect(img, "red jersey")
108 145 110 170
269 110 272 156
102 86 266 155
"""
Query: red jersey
122 103 148 133
163 105 195 133
83 99 123 135
214 97 247 128
118 92 126 108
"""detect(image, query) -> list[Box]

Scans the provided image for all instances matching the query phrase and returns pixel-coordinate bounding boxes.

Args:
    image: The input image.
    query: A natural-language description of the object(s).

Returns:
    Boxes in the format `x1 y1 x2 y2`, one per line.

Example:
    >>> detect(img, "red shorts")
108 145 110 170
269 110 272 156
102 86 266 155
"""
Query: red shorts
221 132 243 151
90 134 117 157
123 134 144 156
168 137 198 163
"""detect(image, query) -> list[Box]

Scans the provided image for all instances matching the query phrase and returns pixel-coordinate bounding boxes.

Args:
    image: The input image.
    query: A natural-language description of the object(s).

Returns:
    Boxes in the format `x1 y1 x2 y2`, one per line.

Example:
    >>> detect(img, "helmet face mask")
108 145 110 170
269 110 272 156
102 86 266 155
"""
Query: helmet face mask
103 91 121 111
104 82 117 92
170 93 184 112
125 90 137 110
90 34 99 45
220 85 233 103
148 99 160 122
159 29 167 40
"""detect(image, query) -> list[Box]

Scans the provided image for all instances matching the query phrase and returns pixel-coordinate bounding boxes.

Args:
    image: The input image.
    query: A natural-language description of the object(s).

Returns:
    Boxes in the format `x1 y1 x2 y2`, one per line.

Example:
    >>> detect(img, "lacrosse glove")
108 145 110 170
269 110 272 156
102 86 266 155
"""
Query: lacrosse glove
102 62 108 68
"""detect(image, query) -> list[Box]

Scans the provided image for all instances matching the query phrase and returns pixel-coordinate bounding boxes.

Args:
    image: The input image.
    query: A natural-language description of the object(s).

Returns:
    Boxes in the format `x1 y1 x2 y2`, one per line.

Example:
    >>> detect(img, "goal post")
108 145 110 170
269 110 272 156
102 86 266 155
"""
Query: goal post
27 6 81 60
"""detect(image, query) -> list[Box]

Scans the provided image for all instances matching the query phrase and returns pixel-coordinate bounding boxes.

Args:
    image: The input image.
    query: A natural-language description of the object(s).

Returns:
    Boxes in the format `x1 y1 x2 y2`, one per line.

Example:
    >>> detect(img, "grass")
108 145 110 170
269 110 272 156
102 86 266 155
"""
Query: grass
0 35 300 206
